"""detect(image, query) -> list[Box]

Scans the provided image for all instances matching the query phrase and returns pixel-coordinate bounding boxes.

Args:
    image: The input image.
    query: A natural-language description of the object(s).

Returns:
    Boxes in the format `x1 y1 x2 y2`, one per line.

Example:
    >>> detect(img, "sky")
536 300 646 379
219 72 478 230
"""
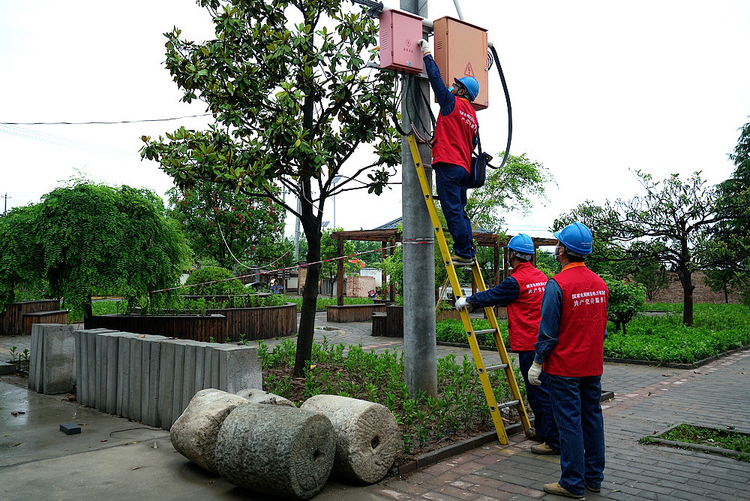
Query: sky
2 0 749 241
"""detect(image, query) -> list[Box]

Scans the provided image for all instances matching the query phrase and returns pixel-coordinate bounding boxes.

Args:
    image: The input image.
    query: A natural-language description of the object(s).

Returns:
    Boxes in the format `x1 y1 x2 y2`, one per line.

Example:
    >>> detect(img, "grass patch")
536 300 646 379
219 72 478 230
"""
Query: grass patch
435 303 750 365
641 424 750 462
604 304 750 363
258 337 526 459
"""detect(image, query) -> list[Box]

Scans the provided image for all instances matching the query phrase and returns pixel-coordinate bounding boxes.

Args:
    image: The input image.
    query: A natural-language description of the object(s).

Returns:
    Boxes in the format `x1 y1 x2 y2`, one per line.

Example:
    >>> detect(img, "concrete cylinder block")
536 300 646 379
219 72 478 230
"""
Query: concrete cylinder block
235 388 296 408
300 394 402 484
214 403 335 500
169 388 249 473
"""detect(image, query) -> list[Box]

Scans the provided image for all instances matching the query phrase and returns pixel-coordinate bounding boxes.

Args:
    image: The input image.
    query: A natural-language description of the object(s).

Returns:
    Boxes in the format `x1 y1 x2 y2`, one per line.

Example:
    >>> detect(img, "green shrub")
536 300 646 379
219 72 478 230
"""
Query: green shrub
182 266 245 296
603 275 646 334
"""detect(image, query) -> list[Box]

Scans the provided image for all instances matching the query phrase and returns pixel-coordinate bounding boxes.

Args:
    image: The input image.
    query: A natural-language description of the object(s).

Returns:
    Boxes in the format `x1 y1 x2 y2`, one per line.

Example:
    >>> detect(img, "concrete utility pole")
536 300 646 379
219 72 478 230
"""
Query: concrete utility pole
401 0 438 398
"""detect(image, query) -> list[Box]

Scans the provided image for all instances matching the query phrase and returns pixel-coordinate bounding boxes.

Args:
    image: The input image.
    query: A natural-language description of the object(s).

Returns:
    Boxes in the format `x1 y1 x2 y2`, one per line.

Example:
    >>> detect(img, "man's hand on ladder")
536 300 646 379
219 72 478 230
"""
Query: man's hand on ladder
455 297 469 310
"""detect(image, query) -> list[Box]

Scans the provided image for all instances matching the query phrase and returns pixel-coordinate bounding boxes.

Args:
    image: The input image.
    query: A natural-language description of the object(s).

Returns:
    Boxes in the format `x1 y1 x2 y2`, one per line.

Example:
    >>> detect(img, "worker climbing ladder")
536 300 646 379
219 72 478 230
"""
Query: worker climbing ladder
406 134 532 445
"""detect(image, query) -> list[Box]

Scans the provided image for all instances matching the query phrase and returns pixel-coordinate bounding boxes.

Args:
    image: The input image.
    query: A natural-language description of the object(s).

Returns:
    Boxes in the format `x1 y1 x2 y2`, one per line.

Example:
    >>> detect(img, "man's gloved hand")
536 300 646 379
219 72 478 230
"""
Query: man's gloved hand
455 297 469 310
417 39 430 57
527 362 543 386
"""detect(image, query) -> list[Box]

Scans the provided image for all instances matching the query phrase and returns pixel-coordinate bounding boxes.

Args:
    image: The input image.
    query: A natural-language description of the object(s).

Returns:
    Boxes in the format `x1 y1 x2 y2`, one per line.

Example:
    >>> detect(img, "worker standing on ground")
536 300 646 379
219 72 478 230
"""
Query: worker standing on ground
455 234 559 453
417 38 479 263
527 222 609 499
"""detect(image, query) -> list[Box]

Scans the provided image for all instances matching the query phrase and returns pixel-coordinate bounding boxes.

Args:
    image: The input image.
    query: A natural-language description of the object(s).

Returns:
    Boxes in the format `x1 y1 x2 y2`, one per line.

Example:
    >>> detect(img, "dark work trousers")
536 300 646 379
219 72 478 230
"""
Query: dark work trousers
518 351 560 450
547 374 605 497
434 162 474 258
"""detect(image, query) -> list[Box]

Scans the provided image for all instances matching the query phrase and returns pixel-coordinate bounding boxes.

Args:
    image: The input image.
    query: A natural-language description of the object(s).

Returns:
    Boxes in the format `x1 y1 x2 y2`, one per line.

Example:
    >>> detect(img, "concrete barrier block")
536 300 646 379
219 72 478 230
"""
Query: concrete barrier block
158 340 176 429
28 324 41 392
129 335 143 422
41 324 76 395
214 345 261 394
171 341 187 426
74 330 84 404
103 333 120 414
181 342 199 420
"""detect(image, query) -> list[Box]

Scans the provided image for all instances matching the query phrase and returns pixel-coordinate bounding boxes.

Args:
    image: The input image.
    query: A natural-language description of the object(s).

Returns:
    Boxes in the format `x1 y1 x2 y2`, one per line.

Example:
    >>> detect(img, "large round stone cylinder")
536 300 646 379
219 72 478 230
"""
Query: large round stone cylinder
235 387 296 407
214 403 335 500
170 389 249 473
300 394 402 484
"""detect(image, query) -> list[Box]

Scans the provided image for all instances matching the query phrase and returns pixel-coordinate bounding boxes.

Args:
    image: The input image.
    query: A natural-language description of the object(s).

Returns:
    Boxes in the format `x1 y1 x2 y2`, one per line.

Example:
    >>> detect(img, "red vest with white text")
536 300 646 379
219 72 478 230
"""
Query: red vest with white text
544 264 609 377
507 262 548 351
432 97 477 172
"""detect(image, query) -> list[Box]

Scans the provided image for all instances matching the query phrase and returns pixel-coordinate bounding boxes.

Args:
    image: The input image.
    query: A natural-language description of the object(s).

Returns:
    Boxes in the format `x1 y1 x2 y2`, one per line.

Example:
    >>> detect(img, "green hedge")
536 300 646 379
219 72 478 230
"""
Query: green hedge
435 304 750 364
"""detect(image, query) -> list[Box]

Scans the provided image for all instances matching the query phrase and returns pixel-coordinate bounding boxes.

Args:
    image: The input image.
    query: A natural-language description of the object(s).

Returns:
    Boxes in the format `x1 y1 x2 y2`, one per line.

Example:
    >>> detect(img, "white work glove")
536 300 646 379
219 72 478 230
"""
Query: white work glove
527 362 543 386
417 38 430 57
454 297 469 310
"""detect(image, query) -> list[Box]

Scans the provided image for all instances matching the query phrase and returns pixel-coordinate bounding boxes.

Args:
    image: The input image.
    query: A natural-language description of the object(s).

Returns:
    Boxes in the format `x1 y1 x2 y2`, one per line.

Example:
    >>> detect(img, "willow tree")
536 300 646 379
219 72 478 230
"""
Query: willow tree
141 0 399 376
0 182 187 319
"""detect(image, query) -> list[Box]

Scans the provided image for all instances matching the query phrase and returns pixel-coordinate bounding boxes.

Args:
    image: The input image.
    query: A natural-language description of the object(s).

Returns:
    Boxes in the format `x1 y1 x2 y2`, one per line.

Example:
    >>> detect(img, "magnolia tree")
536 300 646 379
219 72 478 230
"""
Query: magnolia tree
141 0 399 376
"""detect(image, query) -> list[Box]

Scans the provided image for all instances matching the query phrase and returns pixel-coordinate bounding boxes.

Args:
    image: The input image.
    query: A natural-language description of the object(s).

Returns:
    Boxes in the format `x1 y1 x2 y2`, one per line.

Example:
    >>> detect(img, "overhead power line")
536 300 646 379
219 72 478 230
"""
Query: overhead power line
0 113 212 126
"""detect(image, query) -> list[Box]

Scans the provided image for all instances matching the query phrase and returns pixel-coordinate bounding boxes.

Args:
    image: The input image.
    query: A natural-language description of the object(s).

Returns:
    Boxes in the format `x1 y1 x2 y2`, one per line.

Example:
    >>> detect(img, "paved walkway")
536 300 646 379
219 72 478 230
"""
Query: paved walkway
1 313 749 500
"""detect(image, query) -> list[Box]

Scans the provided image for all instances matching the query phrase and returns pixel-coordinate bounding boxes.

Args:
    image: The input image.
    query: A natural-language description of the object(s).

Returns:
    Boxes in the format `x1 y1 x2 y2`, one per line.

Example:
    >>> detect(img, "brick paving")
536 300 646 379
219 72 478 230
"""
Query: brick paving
293 314 750 500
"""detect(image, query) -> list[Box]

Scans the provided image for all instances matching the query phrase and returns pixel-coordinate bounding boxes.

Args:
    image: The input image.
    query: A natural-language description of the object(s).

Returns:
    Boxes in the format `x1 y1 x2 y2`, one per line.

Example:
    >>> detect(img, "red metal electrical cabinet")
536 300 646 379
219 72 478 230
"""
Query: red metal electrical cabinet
379 9 424 74
433 16 489 110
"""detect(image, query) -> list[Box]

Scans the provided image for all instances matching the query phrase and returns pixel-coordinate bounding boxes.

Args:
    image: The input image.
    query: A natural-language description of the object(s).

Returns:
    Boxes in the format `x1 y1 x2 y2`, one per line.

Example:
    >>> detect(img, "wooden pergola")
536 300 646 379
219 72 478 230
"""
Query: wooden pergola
330 218 557 306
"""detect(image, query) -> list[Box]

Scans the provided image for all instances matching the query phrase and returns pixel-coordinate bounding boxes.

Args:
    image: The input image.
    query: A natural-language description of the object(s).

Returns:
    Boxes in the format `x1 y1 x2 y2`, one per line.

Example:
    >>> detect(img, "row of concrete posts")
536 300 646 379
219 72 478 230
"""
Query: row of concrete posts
28 323 261 429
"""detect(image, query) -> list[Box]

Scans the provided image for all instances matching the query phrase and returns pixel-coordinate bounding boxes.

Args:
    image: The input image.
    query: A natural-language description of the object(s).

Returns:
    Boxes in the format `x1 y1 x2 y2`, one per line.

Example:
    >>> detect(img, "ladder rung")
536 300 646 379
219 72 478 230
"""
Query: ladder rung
474 329 497 335
496 400 521 410
485 363 508 372
451 260 474 267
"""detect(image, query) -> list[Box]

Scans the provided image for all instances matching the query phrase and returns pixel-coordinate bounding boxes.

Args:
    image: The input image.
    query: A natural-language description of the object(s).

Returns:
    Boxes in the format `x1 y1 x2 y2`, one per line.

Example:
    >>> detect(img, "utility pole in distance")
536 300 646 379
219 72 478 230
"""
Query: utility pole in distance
401 0 438 398
2 193 10 214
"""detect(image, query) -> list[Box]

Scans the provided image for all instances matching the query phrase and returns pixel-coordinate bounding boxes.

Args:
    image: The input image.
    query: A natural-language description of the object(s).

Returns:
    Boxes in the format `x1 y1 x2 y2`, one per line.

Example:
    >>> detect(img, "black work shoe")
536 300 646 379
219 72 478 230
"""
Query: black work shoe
584 482 601 493
543 482 584 499
531 442 560 455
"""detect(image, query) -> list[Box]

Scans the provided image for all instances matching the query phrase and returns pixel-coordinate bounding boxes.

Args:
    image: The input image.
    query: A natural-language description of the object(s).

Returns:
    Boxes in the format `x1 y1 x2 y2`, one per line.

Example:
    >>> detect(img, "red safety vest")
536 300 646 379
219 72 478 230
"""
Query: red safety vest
432 97 477 172
507 262 548 351
544 263 609 377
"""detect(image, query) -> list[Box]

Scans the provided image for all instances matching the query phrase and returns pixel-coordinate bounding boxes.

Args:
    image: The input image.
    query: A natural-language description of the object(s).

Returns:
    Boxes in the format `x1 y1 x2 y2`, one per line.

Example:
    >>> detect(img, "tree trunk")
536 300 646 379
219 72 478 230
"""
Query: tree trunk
84 292 93 320
294 190 323 377
679 238 695 326
680 267 695 327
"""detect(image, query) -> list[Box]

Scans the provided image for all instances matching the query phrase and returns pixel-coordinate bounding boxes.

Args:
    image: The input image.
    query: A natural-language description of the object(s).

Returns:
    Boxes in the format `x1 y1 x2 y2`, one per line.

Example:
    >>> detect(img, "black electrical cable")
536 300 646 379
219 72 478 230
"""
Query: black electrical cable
490 44 512 170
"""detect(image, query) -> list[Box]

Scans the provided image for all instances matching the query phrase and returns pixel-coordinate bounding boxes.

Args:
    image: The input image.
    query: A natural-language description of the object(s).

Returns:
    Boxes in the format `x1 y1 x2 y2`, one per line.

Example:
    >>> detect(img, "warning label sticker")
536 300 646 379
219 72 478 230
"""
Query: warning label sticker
464 62 474 77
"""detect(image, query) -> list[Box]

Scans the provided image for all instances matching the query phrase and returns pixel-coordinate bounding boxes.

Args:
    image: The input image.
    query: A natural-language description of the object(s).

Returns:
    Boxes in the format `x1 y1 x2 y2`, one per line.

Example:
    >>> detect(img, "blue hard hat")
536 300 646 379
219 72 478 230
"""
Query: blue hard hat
507 234 535 255
454 76 479 102
553 222 593 256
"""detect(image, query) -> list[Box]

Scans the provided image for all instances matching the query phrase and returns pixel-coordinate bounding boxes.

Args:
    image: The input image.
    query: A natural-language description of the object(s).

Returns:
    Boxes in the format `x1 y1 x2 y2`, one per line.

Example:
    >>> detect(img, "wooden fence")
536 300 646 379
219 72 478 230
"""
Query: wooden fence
326 304 386 322
2 300 62 335
84 303 297 342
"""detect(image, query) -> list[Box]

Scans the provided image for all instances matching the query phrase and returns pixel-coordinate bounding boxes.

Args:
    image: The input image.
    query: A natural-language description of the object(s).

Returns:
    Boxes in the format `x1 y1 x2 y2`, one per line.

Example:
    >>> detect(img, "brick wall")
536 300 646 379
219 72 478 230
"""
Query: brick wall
346 275 376 298
648 271 739 304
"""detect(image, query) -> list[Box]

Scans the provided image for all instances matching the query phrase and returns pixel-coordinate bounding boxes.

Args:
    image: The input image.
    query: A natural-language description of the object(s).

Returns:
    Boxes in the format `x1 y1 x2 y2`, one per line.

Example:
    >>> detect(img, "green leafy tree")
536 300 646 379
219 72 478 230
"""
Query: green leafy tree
466 153 554 234
0 182 188 319
0 204 46 307
704 118 750 303
557 169 750 326
182 266 245 296
602 275 645 335
141 0 399 376
168 181 286 269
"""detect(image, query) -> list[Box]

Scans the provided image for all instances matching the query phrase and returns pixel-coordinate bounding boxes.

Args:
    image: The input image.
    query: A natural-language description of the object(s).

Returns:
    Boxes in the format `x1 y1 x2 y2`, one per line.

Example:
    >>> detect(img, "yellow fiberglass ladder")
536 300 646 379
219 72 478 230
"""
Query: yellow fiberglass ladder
406 134 532 445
